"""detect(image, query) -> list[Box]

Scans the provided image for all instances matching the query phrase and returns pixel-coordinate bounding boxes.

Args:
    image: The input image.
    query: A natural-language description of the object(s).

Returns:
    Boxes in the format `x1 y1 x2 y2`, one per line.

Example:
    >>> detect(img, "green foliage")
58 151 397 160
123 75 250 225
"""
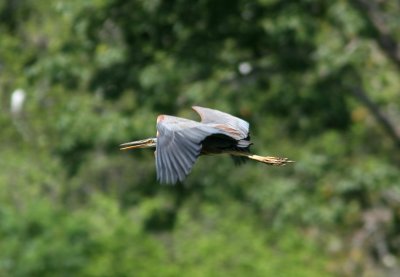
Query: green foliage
1 0 400 276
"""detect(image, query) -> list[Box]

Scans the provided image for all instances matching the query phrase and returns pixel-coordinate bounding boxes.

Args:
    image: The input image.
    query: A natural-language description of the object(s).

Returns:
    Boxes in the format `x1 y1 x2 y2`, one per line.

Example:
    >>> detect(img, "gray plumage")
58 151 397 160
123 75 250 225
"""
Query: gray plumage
155 107 250 184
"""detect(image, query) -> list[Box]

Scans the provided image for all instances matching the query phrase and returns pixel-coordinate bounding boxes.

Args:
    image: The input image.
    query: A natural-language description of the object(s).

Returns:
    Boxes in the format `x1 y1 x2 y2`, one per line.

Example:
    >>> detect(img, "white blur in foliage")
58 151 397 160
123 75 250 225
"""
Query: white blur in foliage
11 89 26 115
238 62 252 75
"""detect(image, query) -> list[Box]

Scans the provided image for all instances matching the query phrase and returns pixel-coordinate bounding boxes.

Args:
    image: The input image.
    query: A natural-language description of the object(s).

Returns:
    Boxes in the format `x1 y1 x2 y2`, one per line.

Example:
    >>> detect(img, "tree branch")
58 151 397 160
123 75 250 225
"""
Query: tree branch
351 86 400 148
352 0 400 69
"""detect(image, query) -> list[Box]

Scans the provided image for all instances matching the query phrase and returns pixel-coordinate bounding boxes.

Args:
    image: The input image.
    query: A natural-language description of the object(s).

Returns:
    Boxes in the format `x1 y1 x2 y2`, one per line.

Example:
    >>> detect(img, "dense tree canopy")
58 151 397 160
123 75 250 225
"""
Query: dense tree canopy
1 0 400 276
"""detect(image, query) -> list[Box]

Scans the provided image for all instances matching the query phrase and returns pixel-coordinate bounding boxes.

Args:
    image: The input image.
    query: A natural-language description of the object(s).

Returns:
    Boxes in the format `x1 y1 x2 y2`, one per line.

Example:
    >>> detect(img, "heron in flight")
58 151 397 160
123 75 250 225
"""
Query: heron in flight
120 106 293 184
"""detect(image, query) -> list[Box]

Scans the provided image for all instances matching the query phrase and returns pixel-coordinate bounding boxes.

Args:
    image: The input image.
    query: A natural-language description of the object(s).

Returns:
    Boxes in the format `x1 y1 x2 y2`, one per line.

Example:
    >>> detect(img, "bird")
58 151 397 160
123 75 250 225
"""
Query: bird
120 106 293 184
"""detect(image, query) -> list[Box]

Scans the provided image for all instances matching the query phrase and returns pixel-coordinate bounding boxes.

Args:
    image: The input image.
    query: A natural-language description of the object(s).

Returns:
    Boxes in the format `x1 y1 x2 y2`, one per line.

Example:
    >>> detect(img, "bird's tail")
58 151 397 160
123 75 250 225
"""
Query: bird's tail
229 151 294 166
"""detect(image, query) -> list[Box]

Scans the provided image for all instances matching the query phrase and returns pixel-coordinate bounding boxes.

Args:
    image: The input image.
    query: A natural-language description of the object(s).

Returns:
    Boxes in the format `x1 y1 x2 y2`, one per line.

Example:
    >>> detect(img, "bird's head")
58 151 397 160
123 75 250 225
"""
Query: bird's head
120 138 157 151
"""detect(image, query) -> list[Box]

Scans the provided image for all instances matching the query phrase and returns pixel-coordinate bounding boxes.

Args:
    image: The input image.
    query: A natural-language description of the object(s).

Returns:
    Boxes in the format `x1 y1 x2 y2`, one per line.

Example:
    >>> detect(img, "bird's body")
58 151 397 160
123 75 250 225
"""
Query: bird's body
121 106 293 184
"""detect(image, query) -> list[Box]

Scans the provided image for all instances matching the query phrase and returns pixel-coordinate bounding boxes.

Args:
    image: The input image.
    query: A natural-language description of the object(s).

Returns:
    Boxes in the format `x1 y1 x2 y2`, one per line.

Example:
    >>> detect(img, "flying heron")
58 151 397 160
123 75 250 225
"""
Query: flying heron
120 106 293 184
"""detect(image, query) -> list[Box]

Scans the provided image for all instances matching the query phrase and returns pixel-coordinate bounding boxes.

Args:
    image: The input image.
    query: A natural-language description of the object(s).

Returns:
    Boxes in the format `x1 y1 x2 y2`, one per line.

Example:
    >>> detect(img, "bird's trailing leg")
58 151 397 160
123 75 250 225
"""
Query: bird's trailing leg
246 154 294 166
229 151 294 166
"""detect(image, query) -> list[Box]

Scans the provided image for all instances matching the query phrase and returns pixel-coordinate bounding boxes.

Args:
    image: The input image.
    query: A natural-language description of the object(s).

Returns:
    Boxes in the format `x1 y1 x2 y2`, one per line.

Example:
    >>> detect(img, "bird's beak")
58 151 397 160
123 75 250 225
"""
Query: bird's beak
119 138 156 151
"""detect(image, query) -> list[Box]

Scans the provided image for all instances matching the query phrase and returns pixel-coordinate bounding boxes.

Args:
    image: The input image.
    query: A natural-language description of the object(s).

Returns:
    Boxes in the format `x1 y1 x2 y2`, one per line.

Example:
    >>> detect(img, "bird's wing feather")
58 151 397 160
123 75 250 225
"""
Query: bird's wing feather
156 116 220 184
192 106 249 140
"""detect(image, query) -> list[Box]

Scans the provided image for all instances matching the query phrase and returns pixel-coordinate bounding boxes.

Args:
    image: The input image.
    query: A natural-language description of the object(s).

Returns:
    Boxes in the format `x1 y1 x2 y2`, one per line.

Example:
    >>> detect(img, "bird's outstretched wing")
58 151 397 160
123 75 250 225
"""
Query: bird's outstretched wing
156 115 220 184
192 106 249 140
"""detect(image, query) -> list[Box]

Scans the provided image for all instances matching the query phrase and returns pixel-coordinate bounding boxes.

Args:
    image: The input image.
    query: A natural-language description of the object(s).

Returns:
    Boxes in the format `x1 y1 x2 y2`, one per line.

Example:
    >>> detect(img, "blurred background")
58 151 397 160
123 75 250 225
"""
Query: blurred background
1 0 400 276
